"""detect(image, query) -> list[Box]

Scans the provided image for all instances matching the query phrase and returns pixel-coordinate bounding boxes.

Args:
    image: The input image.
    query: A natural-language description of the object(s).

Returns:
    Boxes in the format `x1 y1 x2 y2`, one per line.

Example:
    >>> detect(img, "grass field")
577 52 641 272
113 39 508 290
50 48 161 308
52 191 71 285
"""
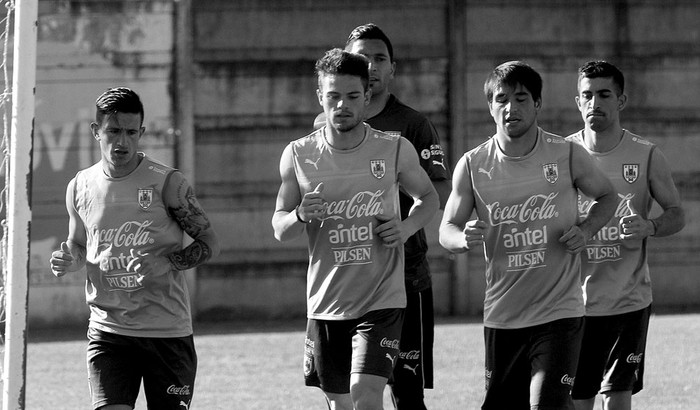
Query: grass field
4 312 700 409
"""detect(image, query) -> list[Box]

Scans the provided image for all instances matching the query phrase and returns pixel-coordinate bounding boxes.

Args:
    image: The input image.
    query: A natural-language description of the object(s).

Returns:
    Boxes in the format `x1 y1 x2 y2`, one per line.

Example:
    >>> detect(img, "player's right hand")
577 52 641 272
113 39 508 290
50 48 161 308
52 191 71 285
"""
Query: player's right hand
298 182 325 223
462 219 487 251
50 241 73 277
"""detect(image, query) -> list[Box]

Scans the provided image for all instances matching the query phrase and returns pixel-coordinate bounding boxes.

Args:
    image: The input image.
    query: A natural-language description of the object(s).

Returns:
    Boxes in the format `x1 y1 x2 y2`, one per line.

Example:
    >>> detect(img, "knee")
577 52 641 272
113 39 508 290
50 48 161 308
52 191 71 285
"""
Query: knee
350 379 384 410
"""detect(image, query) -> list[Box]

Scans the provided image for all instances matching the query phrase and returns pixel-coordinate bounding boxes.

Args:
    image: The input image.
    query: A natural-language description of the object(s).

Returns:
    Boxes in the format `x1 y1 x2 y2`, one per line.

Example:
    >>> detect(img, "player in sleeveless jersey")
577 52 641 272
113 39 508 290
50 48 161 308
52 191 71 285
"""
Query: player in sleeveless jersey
272 49 438 410
439 61 617 410
313 24 451 409
50 87 220 410
566 61 685 410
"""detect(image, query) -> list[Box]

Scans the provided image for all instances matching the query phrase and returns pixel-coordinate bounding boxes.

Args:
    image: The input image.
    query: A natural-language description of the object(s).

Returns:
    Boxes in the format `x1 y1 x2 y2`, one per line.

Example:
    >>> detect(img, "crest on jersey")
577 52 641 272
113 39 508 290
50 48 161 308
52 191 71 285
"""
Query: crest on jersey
370 159 386 179
138 188 153 210
542 163 558 184
623 164 639 184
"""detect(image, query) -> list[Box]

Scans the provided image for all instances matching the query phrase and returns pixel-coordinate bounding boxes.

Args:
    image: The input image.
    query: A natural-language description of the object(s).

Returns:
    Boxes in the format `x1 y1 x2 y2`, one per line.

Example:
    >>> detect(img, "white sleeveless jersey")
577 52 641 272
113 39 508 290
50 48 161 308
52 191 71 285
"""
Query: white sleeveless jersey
70 154 192 337
466 129 583 329
291 124 406 320
566 130 655 316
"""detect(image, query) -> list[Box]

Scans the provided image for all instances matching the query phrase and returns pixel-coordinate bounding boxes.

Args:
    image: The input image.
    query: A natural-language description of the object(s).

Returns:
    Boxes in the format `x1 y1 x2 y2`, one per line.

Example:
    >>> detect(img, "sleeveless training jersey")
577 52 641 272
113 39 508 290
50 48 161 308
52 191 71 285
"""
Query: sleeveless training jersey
367 94 450 293
291 124 406 320
70 153 192 337
466 129 583 329
566 130 655 316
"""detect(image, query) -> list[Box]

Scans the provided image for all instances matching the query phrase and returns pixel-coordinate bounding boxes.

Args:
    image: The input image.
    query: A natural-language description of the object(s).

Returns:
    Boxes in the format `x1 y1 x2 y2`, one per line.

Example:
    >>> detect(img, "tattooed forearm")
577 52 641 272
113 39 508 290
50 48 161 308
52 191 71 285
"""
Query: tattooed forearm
168 181 212 238
166 239 213 271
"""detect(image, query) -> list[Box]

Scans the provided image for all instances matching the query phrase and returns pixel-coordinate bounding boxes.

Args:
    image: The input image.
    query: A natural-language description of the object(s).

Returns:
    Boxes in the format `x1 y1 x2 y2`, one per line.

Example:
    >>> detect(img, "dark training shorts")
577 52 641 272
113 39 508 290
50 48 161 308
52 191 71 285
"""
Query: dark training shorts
304 308 404 394
572 305 651 399
87 327 197 410
483 317 584 410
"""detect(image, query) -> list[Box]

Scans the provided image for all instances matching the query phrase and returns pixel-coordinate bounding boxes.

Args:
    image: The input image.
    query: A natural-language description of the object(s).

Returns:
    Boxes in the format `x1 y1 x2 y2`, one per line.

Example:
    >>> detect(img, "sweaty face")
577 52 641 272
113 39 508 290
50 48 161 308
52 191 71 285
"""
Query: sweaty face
576 76 624 133
489 82 539 139
317 73 370 133
92 112 144 177
346 39 394 98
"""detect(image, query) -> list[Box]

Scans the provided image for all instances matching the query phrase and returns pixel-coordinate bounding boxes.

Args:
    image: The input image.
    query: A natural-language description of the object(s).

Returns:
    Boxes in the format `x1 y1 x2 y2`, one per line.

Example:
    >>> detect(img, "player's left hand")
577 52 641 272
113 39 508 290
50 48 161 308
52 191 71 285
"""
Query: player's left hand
127 249 172 285
375 213 405 248
559 224 588 254
619 201 653 240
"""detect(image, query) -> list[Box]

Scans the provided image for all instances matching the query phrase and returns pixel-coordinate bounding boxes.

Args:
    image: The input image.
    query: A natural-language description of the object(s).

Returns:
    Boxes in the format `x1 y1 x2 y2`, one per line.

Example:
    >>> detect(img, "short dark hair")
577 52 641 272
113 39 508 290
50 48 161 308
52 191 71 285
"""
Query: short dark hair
578 60 625 95
346 23 394 62
95 87 144 126
484 61 543 103
315 48 370 91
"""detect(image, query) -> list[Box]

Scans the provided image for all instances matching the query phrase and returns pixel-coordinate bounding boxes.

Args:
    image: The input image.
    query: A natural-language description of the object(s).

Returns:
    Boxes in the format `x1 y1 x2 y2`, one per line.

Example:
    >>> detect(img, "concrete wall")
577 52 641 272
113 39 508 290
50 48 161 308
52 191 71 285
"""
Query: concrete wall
20 0 700 327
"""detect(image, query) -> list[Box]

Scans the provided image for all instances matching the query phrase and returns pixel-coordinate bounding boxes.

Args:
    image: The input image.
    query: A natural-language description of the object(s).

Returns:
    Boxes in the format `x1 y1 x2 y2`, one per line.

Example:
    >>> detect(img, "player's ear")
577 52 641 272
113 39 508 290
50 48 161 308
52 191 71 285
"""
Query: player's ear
90 122 100 140
618 93 628 111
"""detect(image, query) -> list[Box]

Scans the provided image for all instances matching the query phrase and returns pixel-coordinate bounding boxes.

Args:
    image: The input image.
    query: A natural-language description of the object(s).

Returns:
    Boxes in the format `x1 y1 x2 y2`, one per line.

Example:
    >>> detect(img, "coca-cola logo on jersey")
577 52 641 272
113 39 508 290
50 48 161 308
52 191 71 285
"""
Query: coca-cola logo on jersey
323 190 385 221
89 220 155 248
487 192 559 226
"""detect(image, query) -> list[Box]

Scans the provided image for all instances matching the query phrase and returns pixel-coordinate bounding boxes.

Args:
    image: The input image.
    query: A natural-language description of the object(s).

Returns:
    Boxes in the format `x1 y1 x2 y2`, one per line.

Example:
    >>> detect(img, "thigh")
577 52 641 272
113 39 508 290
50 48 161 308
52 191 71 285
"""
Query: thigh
141 335 197 410
482 326 531 410
304 318 354 394
530 317 584 409
351 308 404 379
601 306 651 395
86 328 142 410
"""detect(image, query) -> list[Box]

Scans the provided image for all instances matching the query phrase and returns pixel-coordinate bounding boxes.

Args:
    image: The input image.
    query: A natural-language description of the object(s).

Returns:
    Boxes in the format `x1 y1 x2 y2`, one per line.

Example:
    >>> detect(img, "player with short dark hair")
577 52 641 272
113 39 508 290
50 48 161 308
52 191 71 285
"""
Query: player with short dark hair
567 60 685 410
440 61 618 410
50 86 220 410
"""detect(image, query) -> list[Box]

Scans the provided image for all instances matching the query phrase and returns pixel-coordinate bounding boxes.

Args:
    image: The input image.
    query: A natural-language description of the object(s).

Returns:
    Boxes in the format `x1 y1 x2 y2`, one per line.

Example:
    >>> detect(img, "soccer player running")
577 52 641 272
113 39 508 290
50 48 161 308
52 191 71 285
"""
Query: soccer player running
49 87 220 410
272 48 439 410
314 23 451 409
439 61 617 410
566 61 685 410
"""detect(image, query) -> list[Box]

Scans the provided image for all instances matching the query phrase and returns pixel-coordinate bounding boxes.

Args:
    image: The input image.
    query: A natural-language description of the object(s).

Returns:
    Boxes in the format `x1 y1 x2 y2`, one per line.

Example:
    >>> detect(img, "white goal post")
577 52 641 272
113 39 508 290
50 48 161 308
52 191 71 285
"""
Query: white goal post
2 0 37 409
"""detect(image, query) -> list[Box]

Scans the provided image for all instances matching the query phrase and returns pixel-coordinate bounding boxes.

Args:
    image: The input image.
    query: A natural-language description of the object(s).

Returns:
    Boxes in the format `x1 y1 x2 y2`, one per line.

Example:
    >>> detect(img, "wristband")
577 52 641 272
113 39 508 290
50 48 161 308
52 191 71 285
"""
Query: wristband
295 206 310 224
650 219 658 236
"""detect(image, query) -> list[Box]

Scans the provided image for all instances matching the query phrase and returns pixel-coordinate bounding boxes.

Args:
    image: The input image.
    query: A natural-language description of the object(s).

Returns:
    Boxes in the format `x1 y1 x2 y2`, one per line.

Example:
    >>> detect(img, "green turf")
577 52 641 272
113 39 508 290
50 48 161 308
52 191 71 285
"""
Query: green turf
3 313 699 409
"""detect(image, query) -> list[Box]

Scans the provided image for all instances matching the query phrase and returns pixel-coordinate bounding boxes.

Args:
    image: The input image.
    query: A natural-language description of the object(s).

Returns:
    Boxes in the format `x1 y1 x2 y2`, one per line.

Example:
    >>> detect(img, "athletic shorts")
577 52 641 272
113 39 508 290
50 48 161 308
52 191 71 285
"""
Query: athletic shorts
87 327 197 410
483 317 584 410
304 308 404 394
389 287 434 407
571 305 651 399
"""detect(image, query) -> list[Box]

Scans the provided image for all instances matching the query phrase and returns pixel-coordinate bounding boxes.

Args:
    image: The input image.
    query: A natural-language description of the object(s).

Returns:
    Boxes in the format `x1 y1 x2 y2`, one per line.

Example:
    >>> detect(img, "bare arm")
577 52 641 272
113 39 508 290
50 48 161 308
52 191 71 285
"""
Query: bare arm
377 138 439 247
162 171 220 270
50 178 88 277
559 143 617 252
438 155 487 253
271 144 321 241
620 147 685 239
